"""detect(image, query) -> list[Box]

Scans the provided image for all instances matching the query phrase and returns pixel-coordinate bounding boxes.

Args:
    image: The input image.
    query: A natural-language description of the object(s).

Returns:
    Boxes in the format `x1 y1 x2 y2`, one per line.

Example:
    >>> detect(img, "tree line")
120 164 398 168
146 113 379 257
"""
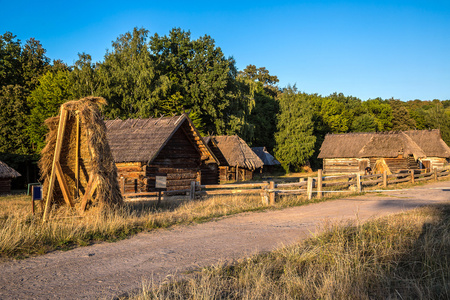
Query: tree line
1 28 449 175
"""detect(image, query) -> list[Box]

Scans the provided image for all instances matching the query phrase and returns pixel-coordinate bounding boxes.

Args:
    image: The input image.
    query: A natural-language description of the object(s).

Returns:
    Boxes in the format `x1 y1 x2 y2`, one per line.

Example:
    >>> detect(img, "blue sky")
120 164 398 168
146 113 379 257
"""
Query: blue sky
1 0 449 101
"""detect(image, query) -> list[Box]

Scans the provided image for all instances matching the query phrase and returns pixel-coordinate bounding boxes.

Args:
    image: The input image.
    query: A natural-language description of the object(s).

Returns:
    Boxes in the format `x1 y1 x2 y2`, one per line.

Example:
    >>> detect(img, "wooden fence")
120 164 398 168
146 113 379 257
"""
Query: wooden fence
123 168 450 204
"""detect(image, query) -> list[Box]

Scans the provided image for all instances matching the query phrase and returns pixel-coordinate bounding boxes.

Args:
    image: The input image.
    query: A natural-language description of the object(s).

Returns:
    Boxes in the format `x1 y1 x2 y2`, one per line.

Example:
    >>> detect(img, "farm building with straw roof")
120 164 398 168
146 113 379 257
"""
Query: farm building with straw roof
105 114 220 192
40 97 123 220
0 160 21 194
318 129 450 175
204 136 264 183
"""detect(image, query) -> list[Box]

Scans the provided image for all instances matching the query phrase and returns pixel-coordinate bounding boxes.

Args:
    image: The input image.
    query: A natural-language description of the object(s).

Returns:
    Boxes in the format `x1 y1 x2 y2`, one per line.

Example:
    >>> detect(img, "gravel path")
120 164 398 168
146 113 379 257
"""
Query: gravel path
1 180 449 299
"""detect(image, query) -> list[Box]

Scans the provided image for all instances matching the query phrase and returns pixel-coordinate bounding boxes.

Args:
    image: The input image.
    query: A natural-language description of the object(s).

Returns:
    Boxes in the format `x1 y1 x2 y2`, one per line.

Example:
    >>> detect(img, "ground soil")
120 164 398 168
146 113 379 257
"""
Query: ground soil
1 180 449 299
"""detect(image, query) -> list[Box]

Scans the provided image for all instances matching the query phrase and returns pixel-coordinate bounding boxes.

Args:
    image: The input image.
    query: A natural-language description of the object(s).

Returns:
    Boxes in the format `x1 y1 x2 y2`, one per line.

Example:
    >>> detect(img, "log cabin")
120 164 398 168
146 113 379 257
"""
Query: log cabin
0 160 21 194
204 136 264 183
105 114 219 193
318 131 432 175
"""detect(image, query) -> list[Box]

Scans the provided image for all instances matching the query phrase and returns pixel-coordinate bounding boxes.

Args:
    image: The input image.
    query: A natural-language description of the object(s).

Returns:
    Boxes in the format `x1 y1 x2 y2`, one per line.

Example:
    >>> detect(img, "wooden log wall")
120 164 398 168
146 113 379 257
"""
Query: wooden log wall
323 158 364 174
200 163 219 185
0 178 12 194
219 166 254 183
422 157 448 170
116 162 146 194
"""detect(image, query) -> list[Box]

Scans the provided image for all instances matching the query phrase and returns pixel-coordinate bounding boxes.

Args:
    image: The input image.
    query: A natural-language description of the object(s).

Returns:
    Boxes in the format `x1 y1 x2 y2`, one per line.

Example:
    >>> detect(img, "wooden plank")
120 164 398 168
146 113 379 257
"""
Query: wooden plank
75 112 80 198
43 106 68 222
317 169 322 199
55 162 74 207
80 173 98 212
201 183 266 189
307 177 313 200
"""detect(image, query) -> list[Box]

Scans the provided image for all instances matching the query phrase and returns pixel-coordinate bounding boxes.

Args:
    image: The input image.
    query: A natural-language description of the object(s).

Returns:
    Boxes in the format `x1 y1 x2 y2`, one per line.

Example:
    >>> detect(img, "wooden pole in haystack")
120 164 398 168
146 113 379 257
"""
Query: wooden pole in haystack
43 106 74 222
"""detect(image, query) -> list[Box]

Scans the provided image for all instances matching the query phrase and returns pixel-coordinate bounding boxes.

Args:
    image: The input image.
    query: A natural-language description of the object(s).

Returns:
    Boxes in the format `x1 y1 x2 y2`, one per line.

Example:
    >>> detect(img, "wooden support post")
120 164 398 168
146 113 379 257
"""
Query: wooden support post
80 174 98 212
356 174 362 193
43 106 68 222
55 162 74 207
410 169 415 184
75 112 80 199
383 171 387 188
434 168 438 181
157 191 162 206
269 181 275 205
236 163 239 182
261 181 269 205
190 181 196 200
317 169 323 199
307 177 313 200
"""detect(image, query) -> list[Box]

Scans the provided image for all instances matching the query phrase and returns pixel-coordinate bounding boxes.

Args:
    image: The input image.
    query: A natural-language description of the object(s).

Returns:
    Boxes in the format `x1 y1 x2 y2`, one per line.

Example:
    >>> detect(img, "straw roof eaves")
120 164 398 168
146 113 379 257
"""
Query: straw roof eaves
0 161 21 179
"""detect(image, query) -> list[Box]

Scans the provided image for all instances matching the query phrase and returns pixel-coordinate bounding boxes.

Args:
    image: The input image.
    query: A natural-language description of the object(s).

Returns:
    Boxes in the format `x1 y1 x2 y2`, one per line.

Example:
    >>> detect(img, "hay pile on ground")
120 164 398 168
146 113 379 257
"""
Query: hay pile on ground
39 97 122 210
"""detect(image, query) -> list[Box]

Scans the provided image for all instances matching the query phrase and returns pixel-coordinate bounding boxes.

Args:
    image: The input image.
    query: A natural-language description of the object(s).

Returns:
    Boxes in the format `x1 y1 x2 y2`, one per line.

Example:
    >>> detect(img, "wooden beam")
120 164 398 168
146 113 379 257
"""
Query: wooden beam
80 173 98 212
75 112 80 198
43 106 68 222
55 161 74 207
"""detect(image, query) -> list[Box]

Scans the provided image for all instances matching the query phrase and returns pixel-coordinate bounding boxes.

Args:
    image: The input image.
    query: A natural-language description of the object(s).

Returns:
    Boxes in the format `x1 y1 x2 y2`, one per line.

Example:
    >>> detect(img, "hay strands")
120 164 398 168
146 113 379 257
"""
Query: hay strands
42 105 98 222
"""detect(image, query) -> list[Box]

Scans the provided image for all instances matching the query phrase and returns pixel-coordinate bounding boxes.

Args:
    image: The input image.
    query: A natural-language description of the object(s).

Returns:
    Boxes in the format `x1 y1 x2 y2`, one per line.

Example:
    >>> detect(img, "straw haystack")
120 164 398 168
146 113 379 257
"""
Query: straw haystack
39 97 122 218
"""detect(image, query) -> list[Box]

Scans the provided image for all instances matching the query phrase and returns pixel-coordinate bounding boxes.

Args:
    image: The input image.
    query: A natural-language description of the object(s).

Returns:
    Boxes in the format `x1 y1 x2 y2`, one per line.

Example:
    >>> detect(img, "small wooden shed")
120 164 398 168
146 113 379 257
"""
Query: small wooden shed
0 161 21 194
105 114 219 192
251 147 281 173
318 131 427 175
204 136 264 183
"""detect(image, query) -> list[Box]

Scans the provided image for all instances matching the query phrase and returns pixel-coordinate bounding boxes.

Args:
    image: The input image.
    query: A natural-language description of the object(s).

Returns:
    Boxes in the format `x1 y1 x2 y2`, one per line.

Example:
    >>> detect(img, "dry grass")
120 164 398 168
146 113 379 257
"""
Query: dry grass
131 204 450 300
0 191 318 260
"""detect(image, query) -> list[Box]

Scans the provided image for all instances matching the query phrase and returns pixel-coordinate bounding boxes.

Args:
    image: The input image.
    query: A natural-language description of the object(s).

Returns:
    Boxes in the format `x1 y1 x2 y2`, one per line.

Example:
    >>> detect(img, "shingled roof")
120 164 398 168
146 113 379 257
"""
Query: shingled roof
105 114 218 164
210 136 264 170
0 161 21 179
251 147 281 166
318 130 437 159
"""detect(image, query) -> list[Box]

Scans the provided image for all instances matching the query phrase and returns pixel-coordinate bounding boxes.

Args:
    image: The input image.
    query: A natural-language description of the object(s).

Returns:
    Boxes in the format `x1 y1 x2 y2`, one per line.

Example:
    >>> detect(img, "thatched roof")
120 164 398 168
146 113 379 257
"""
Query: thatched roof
251 147 281 166
209 136 264 170
404 129 450 158
0 161 21 179
40 97 122 208
318 131 431 159
105 114 218 164
318 133 374 158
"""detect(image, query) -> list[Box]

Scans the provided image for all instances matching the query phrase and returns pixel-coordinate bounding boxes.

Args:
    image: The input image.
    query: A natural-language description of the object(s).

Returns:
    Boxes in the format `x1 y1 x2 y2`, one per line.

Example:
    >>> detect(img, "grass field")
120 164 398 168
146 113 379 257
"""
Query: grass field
131 204 450 299
0 189 327 260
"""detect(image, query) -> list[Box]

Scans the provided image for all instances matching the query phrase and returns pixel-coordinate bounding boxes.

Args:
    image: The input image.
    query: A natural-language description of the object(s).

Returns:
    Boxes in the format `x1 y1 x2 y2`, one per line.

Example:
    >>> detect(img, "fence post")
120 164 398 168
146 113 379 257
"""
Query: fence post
261 181 269 205
356 174 362 193
307 177 313 200
190 181 196 200
269 181 275 205
434 168 438 181
383 171 387 188
410 169 415 184
317 169 323 199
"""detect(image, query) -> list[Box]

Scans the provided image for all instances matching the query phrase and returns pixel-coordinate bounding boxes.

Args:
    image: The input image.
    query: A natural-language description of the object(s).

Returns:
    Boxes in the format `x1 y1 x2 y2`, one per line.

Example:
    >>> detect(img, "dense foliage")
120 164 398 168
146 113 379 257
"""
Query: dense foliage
1 29 449 175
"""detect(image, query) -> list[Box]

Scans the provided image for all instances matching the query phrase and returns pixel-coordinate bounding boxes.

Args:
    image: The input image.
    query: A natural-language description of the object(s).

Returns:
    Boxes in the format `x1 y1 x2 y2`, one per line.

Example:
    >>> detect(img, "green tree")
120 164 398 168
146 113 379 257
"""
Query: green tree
27 70 74 153
0 85 31 155
388 99 416 130
275 87 316 172
364 98 393 131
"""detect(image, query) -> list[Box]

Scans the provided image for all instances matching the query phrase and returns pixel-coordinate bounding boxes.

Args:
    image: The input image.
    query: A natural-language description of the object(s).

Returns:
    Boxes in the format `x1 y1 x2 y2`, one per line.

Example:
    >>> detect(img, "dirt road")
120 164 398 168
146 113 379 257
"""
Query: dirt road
1 180 449 299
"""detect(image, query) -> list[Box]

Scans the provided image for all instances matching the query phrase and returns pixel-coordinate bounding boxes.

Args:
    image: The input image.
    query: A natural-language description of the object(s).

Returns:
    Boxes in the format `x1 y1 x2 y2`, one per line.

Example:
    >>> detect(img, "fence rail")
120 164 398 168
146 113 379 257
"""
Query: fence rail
123 168 450 204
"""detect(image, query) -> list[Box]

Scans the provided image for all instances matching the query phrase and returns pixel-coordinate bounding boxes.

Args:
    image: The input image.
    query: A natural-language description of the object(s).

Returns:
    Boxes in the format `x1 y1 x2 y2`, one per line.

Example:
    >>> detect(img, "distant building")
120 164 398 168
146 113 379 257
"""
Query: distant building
0 161 21 194
251 147 281 173
204 136 264 183
318 129 450 175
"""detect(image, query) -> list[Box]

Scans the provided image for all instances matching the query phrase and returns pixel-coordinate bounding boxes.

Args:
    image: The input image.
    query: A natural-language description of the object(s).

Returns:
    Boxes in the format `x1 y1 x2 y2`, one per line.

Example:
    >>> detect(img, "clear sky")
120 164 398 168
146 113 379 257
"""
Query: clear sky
1 0 449 101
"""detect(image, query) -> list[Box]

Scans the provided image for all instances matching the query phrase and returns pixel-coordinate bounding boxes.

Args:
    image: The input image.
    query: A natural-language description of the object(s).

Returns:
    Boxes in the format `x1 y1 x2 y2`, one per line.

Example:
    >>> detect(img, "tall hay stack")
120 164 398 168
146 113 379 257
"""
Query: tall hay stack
39 97 122 218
